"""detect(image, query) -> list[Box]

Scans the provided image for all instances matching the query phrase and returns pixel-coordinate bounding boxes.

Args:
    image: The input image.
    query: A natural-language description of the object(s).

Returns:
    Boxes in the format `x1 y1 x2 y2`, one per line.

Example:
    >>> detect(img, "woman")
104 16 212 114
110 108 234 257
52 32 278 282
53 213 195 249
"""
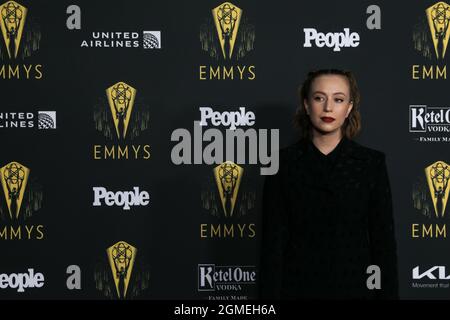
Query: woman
260 69 398 299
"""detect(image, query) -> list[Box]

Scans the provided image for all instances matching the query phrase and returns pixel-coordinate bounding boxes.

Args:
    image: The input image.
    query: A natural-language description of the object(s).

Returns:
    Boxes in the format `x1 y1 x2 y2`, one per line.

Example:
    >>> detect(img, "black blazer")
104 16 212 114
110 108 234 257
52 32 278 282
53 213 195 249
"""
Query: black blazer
259 138 399 299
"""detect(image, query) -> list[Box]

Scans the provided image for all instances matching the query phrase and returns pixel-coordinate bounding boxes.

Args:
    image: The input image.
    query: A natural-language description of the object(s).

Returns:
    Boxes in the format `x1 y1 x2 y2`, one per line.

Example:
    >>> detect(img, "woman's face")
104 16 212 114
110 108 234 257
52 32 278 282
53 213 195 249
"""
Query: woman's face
304 74 353 137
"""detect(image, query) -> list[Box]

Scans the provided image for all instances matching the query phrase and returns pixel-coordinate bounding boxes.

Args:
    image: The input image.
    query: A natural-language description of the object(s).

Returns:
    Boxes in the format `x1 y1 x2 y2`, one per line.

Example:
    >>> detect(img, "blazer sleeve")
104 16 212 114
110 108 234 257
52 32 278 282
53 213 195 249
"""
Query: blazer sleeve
368 153 399 299
259 154 290 299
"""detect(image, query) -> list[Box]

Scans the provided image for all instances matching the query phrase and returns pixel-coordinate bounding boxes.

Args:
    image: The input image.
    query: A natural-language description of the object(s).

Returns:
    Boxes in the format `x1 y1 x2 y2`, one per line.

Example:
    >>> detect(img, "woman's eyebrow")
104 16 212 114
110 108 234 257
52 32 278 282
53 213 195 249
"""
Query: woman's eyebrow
311 91 347 96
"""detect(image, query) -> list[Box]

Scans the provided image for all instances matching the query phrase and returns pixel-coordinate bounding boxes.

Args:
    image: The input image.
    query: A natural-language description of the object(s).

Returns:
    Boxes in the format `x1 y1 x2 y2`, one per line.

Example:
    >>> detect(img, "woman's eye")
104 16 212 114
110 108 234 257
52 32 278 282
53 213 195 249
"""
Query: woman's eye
314 96 324 102
335 98 344 103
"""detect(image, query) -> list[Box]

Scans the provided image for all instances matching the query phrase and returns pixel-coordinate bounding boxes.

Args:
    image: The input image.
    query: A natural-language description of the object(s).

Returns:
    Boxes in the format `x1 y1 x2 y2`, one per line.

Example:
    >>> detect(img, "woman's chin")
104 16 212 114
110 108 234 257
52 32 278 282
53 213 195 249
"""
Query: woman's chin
312 126 340 136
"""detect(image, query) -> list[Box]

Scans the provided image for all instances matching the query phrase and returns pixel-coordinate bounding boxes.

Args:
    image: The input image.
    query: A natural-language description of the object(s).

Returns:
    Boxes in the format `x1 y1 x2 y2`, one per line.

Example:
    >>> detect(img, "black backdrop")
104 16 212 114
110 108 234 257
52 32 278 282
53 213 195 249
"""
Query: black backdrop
1 0 450 300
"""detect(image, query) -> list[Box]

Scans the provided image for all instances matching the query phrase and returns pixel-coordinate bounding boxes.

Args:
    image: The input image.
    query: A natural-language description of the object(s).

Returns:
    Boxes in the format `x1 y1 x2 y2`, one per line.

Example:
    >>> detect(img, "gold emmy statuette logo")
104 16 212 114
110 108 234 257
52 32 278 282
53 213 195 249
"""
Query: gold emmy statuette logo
0 1 26 59
214 161 243 217
212 2 242 59
0 161 29 219
106 82 137 139
425 161 450 218
426 2 450 59
107 241 137 299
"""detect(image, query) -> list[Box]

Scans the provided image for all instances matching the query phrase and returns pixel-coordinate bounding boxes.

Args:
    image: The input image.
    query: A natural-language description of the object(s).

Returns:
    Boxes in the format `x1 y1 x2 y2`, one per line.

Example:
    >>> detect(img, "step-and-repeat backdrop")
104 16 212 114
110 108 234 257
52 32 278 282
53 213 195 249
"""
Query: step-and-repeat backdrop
1 0 450 300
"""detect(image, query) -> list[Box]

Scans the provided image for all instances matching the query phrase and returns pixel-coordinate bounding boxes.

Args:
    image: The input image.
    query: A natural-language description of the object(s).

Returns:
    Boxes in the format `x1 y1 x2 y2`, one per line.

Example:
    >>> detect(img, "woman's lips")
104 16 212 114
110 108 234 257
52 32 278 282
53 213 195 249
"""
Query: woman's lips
321 117 335 123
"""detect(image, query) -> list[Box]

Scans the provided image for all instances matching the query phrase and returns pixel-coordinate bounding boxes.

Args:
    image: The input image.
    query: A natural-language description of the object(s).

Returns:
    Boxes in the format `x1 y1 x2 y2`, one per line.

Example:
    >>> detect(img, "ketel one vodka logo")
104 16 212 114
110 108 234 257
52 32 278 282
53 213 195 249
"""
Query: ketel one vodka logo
0 0 26 59
198 264 256 294
412 2 450 79
0 161 29 219
0 161 43 240
214 161 243 217
199 2 255 80
107 241 136 299
93 81 150 160
409 105 450 142
426 161 450 218
0 1 42 79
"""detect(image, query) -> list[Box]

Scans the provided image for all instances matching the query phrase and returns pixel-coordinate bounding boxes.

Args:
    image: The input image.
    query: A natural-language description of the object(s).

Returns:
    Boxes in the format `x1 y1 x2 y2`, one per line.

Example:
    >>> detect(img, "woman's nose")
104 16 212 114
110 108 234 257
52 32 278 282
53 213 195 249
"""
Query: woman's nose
324 99 333 112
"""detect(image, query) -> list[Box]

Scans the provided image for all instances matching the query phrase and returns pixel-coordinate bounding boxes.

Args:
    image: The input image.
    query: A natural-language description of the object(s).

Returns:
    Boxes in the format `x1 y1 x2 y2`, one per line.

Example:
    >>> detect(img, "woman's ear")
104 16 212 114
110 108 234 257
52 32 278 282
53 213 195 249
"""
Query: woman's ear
346 102 353 118
304 99 309 115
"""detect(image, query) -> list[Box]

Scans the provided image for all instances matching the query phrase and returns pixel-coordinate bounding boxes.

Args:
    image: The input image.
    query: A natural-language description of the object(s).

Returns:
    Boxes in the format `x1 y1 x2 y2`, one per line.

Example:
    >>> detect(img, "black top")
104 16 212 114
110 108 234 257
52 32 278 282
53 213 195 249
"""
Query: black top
260 137 399 299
